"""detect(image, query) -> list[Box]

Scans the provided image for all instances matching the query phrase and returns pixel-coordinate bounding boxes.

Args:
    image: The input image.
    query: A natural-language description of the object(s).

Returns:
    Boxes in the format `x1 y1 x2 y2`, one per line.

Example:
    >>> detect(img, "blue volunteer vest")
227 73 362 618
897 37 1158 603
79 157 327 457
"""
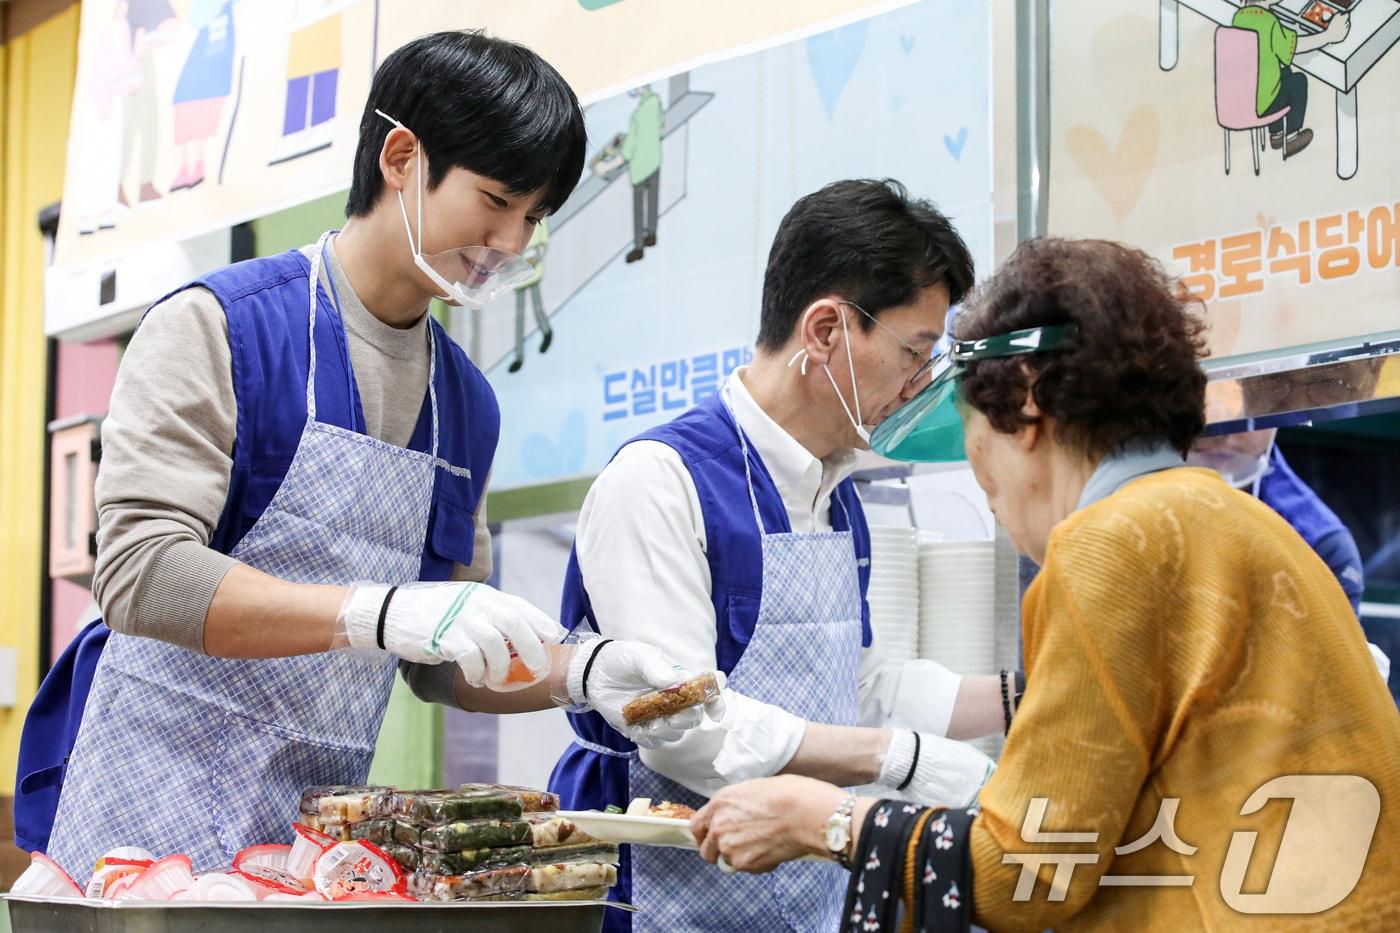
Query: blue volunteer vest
15 246 498 852
547 393 872 925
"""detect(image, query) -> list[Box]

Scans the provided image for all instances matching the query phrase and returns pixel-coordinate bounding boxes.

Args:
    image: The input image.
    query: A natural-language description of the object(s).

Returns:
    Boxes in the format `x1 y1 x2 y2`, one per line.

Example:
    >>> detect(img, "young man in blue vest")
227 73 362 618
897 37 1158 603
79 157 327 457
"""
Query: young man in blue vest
551 180 1012 932
20 31 703 880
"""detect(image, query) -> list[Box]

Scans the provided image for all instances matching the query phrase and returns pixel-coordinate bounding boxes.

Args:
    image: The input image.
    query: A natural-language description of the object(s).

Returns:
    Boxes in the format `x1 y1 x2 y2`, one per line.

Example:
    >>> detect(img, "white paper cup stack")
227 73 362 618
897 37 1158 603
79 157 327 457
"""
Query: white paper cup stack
865 525 920 662
917 534 996 676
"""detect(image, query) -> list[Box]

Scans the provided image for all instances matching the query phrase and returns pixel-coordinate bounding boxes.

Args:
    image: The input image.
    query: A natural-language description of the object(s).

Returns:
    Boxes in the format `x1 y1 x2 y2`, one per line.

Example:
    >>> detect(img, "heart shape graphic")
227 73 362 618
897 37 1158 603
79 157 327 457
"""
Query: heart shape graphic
1065 104 1160 223
900 34 916 55
944 127 968 161
806 21 870 119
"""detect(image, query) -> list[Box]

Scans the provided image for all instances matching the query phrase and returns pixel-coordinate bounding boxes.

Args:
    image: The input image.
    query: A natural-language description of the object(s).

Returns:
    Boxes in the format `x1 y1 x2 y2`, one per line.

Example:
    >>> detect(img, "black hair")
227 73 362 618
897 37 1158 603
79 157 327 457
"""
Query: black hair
756 179 975 352
346 31 587 218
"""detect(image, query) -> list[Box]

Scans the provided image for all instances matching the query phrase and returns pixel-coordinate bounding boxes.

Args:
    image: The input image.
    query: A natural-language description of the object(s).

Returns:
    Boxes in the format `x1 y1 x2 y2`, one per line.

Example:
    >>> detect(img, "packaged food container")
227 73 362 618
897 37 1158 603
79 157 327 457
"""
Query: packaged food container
85 848 155 899
621 672 721 726
525 843 619 867
313 841 406 900
189 873 258 902
527 813 594 848
10 852 84 899
419 845 533 875
527 863 617 895
317 788 396 824
460 783 560 813
408 791 522 824
122 855 196 901
288 822 338 882
428 865 531 901
418 819 532 853
349 818 398 846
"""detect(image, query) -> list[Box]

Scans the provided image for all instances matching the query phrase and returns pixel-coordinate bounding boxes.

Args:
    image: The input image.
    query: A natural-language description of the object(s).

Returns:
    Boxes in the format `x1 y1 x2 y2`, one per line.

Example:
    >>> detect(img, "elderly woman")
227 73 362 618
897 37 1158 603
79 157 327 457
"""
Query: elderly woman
690 239 1400 931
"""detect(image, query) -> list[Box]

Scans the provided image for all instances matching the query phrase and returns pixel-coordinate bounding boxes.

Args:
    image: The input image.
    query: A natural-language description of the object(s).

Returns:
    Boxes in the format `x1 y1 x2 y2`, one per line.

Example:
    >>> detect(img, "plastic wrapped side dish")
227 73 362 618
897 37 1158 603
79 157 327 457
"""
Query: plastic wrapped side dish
621 672 721 726
417 819 532 853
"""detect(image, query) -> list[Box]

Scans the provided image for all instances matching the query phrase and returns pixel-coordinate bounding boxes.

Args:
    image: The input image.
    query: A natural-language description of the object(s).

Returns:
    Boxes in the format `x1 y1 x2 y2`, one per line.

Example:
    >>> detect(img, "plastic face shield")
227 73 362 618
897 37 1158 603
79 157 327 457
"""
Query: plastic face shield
376 110 535 309
869 325 1079 462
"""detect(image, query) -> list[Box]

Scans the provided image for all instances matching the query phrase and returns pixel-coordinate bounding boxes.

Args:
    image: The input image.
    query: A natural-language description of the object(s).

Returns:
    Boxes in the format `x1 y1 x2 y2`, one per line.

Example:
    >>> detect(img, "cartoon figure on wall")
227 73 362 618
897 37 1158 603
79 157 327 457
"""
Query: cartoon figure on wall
509 219 554 374
75 2 143 235
1162 0 1400 180
269 1 344 166
622 83 663 262
121 0 179 206
170 0 238 192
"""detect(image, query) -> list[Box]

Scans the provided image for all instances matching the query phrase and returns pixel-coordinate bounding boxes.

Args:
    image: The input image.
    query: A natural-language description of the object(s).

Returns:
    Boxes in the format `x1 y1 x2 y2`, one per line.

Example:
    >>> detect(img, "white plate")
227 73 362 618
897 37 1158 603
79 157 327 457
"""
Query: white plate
556 810 697 849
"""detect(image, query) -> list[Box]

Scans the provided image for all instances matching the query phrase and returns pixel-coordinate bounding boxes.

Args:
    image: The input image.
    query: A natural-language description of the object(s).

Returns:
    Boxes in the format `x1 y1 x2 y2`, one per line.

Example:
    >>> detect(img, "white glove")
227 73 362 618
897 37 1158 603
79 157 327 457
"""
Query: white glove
565 639 726 749
877 727 995 808
339 582 566 687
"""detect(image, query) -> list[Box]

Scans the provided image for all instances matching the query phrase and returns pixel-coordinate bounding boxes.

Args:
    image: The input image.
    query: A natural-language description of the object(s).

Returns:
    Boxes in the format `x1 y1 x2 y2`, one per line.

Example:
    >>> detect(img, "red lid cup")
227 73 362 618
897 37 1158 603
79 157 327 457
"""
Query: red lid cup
313 842 407 900
124 855 196 901
11 852 84 899
288 822 336 882
235 844 291 871
237 863 308 898
86 847 155 899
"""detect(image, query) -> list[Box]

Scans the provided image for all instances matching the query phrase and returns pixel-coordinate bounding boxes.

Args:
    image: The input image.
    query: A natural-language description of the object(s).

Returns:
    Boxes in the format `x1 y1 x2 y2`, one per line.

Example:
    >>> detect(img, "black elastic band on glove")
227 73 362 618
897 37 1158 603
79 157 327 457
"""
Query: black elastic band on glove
896 732 922 792
581 639 614 701
376 586 399 651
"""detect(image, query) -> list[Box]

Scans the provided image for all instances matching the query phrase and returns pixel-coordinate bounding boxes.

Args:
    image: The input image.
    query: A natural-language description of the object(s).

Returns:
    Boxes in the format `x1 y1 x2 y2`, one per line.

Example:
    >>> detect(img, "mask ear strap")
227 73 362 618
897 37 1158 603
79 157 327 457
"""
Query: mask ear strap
787 348 810 376
837 305 864 428
416 145 425 255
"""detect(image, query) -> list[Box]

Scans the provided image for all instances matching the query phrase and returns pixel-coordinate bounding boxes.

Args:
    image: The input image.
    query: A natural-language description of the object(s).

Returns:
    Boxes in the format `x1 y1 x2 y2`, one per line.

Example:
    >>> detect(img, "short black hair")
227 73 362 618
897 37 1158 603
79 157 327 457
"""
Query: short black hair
346 31 587 218
757 179 975 352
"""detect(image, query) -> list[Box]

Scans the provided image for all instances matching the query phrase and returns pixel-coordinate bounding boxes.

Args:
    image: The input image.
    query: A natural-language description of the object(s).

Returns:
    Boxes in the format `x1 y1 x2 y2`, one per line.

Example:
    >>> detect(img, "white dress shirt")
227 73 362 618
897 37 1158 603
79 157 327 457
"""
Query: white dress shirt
574 371 964 798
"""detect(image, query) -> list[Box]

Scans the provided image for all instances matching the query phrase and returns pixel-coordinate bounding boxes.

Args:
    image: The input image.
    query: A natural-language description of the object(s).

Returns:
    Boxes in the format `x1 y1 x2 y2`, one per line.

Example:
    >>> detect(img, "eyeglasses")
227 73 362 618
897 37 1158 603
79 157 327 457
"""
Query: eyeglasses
839 301 940 386
869 323 1080 462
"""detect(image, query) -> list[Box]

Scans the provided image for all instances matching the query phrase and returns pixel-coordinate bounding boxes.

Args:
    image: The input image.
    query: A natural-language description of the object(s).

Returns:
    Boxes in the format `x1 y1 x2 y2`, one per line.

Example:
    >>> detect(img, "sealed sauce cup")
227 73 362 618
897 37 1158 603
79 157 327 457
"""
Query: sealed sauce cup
235 843 306 897
289 822 338 883
314 841 406 900
123 854 196 901
493 639 550 691
10 852 84 899
85 847 155 898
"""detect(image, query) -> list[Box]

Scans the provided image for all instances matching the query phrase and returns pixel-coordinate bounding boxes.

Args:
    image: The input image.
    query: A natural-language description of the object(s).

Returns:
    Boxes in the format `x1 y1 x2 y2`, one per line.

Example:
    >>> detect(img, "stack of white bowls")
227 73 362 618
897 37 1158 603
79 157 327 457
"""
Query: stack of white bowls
916 534 997 676
865 525 920 661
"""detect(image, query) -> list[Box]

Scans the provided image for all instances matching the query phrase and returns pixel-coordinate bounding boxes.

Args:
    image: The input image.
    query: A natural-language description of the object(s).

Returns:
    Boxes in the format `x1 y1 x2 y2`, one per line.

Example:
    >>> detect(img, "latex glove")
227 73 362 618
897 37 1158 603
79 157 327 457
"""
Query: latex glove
338 582 566 687
566 638 726 749
876 727 995 808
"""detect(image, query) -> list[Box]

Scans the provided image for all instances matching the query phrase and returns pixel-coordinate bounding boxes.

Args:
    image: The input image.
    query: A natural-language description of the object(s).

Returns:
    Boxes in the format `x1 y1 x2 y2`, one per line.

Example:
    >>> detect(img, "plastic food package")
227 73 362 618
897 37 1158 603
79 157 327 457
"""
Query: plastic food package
527 813 595 848
408 791 522 823
521 884 610 902
527 862 618 894
349 818 398 846
622 672 721 726
526 842 620 867
122 855 197 901
86 847 155 899
419 845 533 875
459 783 559 813
11 853 84 899
427 865 531 902
317 788 396 824
382 844 420 872
393 821 424 847
299 785 362 816
313 841 406 900
418 819 532 852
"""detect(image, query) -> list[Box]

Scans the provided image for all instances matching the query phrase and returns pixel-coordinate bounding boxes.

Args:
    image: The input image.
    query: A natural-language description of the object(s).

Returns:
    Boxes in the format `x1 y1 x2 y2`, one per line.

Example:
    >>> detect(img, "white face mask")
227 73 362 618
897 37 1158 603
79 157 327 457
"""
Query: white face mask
788 303 872 445
376 110 535 309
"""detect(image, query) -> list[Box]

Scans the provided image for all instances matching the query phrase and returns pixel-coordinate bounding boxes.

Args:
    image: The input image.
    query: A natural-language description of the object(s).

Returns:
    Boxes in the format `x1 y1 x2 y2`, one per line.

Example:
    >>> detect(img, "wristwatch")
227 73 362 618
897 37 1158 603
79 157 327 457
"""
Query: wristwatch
824 793 858 868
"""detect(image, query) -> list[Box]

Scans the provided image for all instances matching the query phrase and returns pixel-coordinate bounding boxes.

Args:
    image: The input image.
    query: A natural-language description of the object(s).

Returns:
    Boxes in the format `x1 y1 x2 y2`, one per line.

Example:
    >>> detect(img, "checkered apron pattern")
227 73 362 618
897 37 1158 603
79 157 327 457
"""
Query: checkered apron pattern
628 398 863 933
49 233 441 880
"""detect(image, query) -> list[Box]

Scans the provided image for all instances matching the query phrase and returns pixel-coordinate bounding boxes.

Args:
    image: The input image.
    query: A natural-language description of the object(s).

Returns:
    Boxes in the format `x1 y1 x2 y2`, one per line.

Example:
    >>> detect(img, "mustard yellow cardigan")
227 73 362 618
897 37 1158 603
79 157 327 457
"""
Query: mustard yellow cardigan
971 468 1400 931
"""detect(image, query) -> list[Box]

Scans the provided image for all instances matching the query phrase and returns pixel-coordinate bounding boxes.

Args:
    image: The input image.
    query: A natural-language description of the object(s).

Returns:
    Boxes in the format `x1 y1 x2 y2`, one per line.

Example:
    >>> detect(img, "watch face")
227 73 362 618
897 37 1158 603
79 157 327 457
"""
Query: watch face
825 824 849 853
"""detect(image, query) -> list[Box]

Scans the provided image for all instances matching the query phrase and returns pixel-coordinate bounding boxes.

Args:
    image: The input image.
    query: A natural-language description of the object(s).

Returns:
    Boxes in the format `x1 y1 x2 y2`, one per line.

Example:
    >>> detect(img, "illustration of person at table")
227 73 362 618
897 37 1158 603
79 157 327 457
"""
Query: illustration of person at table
1232 0 1351 159
621 84 663 264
